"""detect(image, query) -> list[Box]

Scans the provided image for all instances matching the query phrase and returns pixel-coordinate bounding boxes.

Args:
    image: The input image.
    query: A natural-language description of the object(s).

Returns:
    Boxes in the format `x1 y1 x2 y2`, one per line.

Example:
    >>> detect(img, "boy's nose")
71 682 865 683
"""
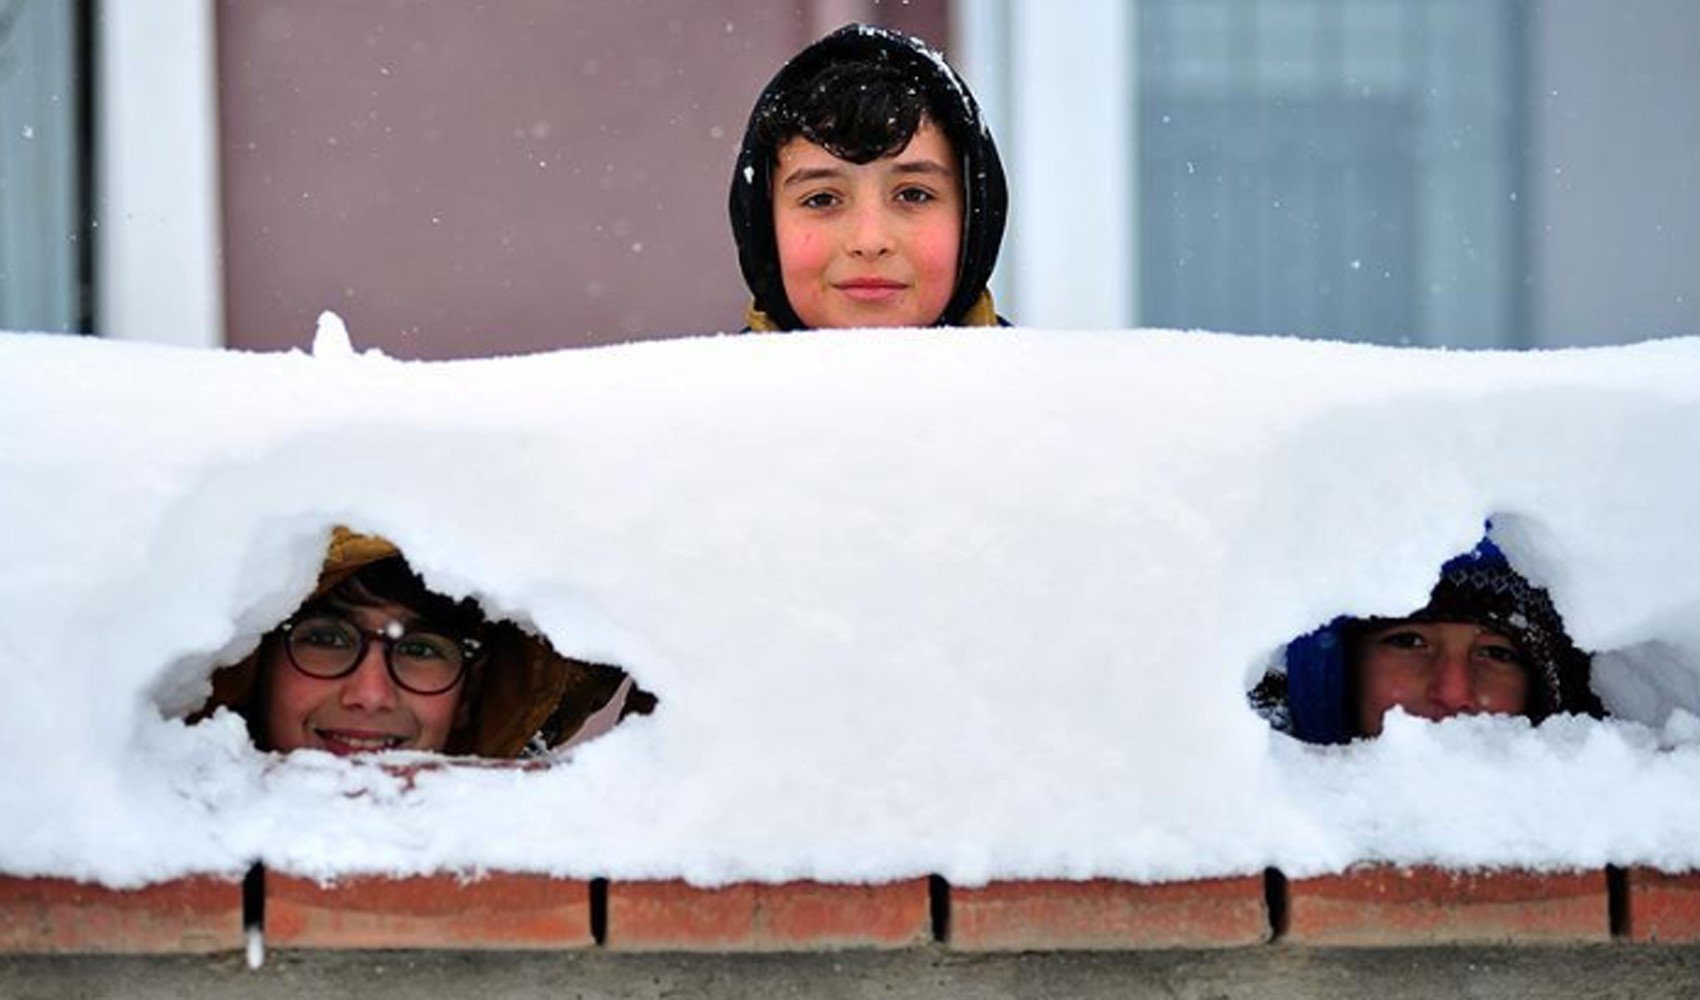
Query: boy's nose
1428 648 1477 714
846 205 894 258
339 644 400 712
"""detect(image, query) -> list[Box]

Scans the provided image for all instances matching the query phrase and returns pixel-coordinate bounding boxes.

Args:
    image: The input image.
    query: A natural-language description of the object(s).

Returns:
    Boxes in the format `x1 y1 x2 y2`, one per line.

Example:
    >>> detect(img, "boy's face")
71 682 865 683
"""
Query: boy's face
772 119 963 329
260 595 473 756
1350 620 1530 737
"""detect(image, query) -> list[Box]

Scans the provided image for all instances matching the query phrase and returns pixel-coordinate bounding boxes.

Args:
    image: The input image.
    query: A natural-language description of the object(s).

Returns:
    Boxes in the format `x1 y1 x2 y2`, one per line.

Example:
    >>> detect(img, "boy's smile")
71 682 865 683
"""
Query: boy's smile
772 121 963 329
835 276 909 303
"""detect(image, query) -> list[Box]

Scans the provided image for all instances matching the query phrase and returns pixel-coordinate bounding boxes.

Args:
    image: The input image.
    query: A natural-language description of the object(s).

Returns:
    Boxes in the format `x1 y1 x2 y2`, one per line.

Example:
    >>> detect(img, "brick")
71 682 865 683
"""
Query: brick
1284 865 1608 945
267 871 591 949
606 879 930 951
0 874 244 954
1624 868 1700 943
947 877 1268 951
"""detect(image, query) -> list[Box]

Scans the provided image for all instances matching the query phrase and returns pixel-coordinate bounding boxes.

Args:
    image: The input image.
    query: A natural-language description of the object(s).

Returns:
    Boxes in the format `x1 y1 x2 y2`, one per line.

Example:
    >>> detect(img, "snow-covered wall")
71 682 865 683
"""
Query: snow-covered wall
1 329 1698 887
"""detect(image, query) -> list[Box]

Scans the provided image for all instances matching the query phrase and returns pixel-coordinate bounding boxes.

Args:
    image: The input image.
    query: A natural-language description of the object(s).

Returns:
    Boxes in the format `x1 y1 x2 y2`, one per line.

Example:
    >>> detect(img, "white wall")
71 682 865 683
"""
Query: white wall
96 0 224 347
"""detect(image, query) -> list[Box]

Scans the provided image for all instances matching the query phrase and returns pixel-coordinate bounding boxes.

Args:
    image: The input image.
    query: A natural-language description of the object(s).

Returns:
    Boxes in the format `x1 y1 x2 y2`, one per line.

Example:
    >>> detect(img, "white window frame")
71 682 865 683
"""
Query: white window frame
95 0 223 348
954 0 1137 329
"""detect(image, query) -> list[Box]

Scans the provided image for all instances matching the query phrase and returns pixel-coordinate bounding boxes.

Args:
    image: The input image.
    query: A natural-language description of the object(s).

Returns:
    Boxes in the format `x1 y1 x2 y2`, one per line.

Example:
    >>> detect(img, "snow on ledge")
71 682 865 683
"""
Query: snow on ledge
1 328 1698 887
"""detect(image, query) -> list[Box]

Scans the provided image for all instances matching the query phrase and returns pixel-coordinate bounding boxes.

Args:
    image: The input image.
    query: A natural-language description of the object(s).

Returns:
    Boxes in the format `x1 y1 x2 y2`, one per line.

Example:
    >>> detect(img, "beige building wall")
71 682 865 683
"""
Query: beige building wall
216 1 949 359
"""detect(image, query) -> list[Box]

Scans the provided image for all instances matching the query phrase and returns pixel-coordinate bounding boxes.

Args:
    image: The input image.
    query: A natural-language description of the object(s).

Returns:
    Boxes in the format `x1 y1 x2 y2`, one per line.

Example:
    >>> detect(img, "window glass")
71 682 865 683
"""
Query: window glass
0 0 90 334
1138 0 1519 346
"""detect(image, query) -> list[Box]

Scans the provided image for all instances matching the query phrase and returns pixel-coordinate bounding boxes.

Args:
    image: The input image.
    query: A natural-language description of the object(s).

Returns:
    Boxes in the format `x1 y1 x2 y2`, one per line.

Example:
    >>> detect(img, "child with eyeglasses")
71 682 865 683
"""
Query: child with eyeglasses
199 529 653 757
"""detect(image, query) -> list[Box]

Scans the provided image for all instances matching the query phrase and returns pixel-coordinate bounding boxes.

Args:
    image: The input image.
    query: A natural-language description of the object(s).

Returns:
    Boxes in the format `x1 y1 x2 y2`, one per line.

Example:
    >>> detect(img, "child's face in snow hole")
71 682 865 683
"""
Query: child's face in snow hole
772 119 963 329
260 596 474 756
1351 620 1531 736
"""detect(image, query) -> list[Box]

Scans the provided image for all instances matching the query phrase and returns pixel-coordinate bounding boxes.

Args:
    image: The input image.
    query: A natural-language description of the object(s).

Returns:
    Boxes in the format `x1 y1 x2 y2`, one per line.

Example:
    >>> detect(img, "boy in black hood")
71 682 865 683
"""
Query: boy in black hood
729 24 1009 331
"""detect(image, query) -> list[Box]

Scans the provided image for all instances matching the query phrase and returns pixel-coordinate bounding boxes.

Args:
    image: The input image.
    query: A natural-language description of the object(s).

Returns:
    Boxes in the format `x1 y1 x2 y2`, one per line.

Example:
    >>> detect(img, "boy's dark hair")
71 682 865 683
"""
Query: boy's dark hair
752 56 943 167
321 557 488 641
730 24 1008 331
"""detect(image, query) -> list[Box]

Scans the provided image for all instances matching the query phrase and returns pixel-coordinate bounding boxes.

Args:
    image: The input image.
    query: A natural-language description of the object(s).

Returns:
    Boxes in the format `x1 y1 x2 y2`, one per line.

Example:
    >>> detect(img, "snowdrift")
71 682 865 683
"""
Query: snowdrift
1 328 1697 886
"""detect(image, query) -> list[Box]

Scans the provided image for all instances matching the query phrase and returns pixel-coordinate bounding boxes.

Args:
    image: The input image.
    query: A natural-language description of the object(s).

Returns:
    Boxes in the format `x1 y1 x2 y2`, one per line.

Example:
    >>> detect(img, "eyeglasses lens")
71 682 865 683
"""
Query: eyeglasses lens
285 613 465 694
287 615 362 677
388 633 464 693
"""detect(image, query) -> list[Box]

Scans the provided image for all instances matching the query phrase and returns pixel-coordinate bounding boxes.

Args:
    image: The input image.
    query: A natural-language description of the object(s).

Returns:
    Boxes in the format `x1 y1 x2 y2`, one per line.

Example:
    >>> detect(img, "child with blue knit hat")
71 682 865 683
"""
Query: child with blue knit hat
1252 539 1599 743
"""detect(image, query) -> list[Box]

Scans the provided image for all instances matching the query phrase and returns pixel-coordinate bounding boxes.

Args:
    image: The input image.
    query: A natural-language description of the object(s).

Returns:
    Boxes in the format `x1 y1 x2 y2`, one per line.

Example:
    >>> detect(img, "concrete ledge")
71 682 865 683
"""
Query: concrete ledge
7 944 1700 999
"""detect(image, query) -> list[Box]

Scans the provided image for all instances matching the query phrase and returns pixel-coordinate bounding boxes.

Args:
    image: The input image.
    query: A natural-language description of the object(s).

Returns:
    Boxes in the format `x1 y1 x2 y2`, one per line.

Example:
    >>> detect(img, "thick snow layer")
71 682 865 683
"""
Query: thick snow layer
2 328 1699 887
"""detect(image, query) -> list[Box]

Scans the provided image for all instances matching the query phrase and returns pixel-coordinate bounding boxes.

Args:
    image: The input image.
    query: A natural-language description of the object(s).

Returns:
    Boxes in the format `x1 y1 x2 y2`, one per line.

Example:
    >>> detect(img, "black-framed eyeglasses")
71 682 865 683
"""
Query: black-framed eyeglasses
278 611 483 696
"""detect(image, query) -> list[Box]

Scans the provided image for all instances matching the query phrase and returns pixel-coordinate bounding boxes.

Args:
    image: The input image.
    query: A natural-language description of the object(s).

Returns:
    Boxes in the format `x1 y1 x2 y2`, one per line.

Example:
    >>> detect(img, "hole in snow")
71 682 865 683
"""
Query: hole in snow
1593 640 1700 739
181 528 655 761
1249 531 1600 744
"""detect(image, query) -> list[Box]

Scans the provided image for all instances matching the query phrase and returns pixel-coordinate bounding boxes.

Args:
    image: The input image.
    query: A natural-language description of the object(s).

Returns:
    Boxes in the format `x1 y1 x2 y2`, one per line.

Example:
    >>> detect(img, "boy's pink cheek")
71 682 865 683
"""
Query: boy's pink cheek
913 229 963 287
787 233 827 272
261 659 315 751
920 234 957 268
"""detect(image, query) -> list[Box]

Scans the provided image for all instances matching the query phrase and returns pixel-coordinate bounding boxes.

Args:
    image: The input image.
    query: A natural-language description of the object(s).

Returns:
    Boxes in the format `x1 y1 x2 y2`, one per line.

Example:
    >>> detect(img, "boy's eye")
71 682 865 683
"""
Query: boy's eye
1377 629 1427 650
799 191 840 210
293 617 356 649
894 186 935 205
1477 641 1525 666
393 634 454 662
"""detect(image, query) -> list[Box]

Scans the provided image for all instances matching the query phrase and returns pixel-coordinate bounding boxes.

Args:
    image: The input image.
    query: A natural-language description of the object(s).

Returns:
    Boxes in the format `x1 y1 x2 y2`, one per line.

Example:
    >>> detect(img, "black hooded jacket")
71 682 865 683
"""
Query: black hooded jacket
728 24 1009 331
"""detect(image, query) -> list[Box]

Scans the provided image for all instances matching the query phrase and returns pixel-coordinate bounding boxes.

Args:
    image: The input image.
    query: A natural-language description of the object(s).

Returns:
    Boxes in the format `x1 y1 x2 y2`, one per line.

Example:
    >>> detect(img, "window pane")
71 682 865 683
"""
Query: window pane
1138 0 1519 346
0 0 90 334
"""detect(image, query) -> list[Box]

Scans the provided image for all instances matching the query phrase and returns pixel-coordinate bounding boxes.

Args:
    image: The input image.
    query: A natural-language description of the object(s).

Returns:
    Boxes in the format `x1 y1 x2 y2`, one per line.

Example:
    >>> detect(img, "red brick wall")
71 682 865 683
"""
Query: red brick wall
8 865 1698 954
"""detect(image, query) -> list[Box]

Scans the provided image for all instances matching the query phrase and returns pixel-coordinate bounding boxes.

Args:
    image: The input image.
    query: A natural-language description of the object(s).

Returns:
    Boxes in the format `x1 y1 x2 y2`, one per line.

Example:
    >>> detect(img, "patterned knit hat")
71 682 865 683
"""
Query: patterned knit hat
1368 541 1584 721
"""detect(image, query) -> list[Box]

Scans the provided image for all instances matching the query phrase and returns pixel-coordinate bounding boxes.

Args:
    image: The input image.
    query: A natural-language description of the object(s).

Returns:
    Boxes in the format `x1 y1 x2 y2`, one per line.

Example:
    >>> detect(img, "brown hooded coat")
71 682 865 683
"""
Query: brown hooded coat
199 529 649 758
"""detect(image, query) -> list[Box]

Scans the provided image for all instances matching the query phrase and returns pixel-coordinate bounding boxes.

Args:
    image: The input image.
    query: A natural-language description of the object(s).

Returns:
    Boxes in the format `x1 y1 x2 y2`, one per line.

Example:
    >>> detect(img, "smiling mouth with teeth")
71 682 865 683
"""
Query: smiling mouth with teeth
314 729 409 755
